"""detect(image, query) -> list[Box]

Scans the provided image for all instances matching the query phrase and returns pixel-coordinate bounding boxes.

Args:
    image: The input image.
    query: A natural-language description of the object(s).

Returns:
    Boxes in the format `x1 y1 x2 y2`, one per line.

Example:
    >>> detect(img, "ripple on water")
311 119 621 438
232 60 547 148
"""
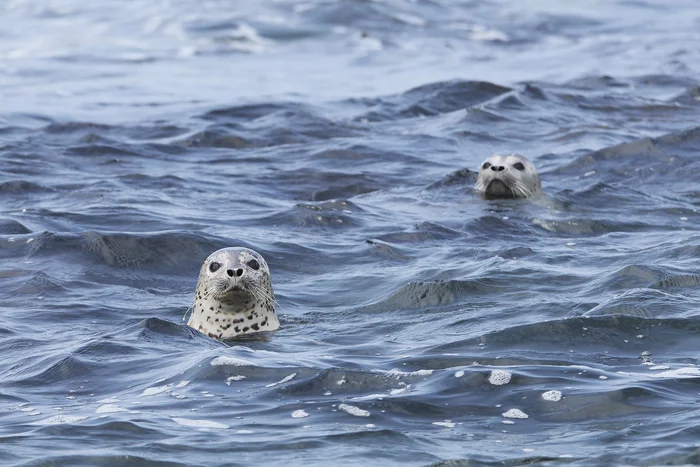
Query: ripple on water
3 1 700 464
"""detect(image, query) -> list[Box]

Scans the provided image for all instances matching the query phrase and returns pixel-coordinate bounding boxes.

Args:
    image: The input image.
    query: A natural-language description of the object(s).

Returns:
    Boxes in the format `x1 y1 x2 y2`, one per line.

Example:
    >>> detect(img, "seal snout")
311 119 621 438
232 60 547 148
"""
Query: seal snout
227 268 244 278
485 179 513 197
490 165 505 172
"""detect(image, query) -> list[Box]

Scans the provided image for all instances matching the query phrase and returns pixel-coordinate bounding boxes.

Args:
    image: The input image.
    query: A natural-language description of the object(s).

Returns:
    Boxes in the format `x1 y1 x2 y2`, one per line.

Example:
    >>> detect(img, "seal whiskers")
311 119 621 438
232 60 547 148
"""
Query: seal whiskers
187 247 279 340
474 154 541 199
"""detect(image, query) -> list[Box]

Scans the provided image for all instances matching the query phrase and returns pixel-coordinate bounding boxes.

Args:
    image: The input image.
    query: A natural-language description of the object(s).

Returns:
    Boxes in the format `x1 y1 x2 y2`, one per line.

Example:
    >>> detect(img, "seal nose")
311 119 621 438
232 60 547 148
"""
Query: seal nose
226 268 244 278
491 165 505 172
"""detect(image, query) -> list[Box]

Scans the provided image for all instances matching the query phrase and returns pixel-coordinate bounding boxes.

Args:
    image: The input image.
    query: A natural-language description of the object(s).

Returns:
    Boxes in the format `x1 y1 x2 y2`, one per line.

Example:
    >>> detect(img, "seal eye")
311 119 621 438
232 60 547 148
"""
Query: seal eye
247 259 260 271
209 262 221 273
513 162 525 171
482 162 491 170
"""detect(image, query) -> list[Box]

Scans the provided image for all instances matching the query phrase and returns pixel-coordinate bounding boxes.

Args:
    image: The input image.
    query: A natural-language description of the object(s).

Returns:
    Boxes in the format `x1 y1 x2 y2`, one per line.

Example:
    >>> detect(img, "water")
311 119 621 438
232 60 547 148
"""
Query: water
2 1 700 465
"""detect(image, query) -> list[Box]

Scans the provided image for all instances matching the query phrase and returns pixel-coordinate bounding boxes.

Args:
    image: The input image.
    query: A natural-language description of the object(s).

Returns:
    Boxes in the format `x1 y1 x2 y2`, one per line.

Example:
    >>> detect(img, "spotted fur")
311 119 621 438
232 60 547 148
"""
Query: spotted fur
475 154 541 199
187 247 279 340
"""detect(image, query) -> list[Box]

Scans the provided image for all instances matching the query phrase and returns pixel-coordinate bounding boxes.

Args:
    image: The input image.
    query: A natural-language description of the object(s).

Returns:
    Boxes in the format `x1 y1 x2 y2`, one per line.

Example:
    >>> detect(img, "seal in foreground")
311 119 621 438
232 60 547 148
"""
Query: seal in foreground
475 154 541 199
188 247 279 340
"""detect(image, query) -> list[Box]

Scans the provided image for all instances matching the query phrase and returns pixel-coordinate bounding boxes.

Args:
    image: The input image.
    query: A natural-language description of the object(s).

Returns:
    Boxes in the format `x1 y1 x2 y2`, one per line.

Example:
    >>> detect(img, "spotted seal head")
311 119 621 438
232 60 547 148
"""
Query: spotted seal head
475 154 541 199
187 247 279 340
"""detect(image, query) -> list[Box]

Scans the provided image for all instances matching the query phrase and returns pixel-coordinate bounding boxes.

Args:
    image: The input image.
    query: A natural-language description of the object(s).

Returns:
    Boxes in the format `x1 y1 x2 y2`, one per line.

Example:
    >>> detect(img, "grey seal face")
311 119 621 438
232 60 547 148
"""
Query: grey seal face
198 247 271 305
475 154 541 199
188 247 278 340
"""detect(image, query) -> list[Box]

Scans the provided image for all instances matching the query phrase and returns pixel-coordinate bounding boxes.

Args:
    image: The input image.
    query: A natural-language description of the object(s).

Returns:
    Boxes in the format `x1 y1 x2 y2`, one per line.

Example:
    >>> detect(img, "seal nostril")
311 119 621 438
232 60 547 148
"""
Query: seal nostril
226 269 234 277
497 166 505 172
236 268 243 277
490 165 498 171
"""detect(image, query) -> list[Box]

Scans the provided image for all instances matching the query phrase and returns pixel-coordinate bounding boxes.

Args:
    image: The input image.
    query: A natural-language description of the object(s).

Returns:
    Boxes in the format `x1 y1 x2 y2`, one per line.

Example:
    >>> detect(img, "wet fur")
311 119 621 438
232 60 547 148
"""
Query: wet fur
475 154 541 199
187 247 279 340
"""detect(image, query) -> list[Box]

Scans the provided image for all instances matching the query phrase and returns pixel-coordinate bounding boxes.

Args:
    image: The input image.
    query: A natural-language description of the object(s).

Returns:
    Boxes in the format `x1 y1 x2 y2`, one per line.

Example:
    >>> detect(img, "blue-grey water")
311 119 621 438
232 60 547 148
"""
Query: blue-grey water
2 1 700 465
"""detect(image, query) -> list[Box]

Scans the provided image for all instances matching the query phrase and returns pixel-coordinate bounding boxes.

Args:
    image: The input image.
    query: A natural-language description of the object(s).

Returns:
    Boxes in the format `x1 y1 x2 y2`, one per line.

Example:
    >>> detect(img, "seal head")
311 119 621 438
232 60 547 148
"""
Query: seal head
188 247 279 340
475 154 541 199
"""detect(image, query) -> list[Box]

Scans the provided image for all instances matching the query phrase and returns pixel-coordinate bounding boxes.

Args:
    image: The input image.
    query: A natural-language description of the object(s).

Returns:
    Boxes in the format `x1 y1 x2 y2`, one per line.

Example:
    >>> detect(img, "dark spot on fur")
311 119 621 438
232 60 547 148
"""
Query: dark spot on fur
251 323 259 331
210 307 214 311
247 315 253 320
234 327 240 333
242 327 249 332
215 318 219 322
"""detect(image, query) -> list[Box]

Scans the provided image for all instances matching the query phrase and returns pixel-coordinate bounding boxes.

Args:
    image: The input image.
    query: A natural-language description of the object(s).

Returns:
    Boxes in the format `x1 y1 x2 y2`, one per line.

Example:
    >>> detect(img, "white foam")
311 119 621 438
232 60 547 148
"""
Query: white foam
432 420 456 428
210 356 256 367
140 384 173 397
365 424 376 428
393 13 425 27
97 398 120 404
226 375 247 385
542 390 562 402
338 403 370 417
455 370 465 378
32 415 88 425
291 410 309 419
502 409 529 419
352 393 386 401
176 380 190 388
228 345 279 356
502 420 515 425
650 367 700 379
172 418 228 429
375 369 433 378
468 24 509 42
266 373 297 388
95 404 130 414
488 370 512 386
648 365 670 371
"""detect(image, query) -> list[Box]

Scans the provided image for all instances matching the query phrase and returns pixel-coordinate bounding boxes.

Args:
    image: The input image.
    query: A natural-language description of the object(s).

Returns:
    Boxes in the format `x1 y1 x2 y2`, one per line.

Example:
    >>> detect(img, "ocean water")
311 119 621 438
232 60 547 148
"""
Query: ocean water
2 1 700 465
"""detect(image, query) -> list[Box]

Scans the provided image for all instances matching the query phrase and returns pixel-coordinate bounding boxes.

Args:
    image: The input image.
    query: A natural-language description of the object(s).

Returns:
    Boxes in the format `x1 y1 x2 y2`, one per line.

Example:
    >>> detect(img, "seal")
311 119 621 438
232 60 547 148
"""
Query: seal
187 247 279 340
474 154 541 199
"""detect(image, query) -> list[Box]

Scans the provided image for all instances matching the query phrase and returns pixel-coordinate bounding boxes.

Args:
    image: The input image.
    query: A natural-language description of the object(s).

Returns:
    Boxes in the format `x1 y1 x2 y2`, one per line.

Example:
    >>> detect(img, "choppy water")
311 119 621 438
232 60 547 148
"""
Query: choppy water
2 1 700 465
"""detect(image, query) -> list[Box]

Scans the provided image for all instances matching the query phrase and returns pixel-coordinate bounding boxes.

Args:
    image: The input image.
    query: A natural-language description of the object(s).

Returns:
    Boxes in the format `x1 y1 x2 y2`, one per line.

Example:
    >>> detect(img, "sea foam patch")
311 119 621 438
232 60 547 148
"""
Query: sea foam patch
32 415 88 425
489 370 512 386
542 390 562 402
502 409 529 419
172 418 229 429
338 404 370 417
210 356 256 367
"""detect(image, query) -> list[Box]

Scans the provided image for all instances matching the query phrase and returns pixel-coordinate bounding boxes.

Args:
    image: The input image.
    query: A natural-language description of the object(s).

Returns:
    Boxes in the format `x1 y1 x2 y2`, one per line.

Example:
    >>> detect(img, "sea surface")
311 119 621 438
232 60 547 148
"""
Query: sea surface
2 1 700 465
